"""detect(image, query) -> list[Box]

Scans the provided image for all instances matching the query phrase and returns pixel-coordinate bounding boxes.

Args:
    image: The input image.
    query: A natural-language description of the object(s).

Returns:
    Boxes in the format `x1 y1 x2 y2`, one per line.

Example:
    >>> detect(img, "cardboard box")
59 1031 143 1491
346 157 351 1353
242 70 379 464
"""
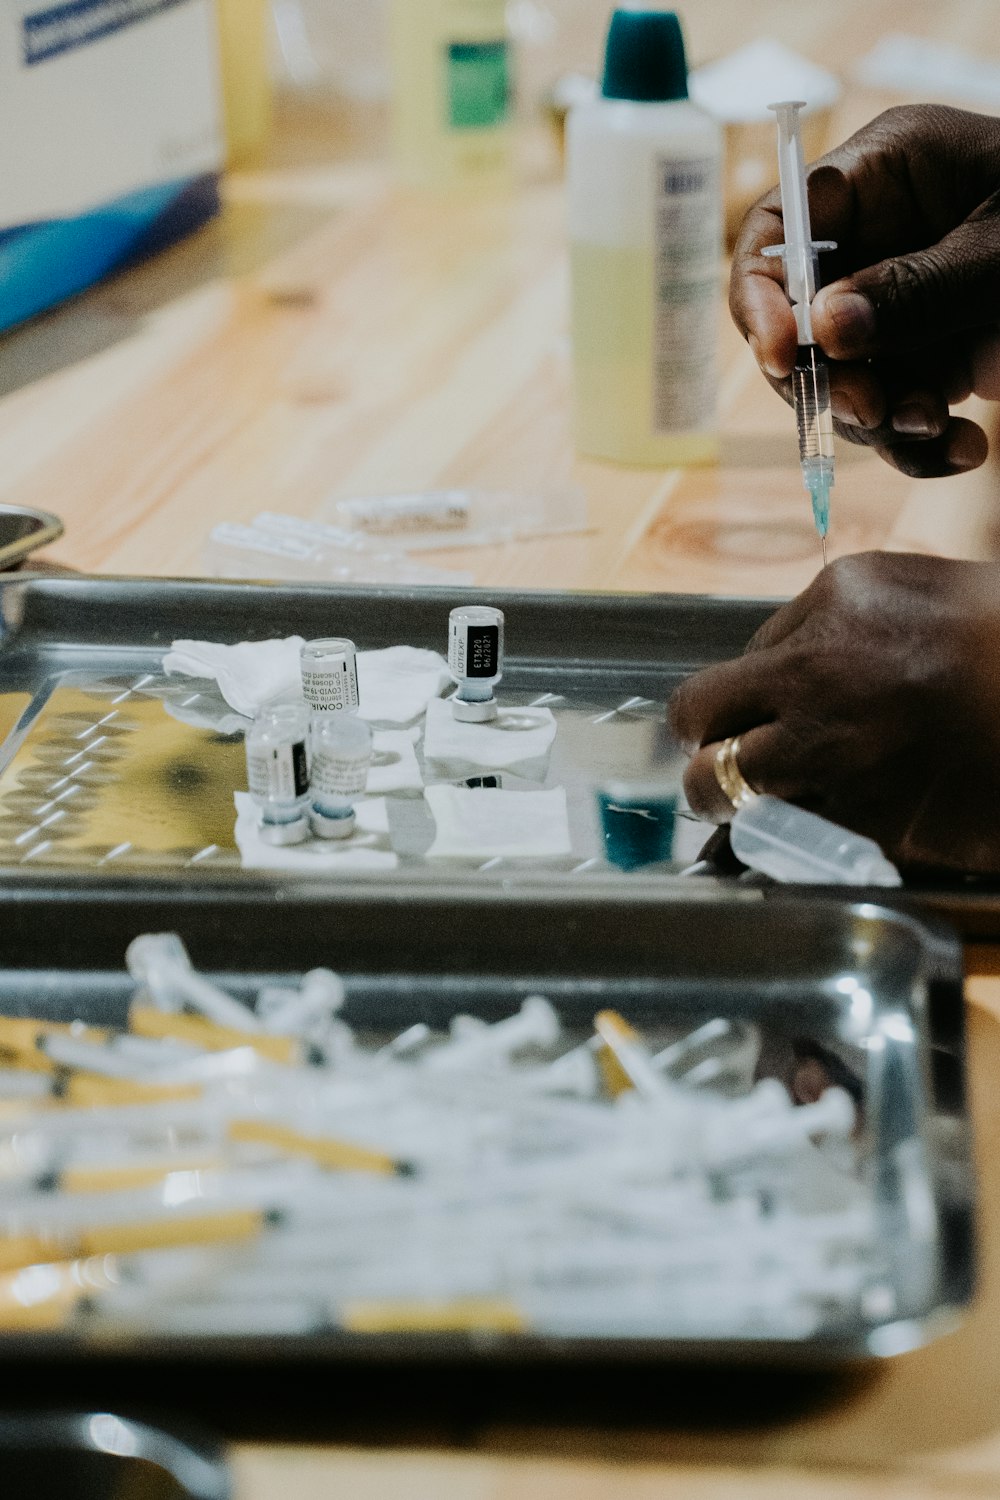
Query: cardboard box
0 0 224 333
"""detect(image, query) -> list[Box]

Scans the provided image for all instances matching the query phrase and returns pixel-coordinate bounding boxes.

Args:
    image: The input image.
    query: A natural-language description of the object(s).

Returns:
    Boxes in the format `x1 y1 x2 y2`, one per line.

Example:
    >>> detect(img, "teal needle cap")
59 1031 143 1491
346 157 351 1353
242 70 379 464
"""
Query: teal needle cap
807 472 831 538
601 9 689 103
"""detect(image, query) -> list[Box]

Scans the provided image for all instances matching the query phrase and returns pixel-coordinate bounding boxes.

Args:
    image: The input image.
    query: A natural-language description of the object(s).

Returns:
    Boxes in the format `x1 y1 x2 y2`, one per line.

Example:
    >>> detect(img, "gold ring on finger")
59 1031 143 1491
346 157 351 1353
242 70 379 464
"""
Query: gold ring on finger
713 735 759 812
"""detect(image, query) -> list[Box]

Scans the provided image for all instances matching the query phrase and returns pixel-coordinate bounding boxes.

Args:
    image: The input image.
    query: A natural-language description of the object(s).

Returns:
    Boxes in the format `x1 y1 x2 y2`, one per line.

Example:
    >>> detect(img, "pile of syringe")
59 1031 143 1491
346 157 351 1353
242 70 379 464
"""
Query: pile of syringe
0 935 888 1343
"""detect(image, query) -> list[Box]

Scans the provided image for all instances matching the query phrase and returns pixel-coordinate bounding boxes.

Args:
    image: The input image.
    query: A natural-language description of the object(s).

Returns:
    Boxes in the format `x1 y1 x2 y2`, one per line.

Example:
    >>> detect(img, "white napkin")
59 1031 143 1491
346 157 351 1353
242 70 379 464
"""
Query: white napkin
424 785 571 860
357 646 450 725
164 639 449 726
234 793 398 872
164 638 304 719
423 696 558 769
368 728 423 793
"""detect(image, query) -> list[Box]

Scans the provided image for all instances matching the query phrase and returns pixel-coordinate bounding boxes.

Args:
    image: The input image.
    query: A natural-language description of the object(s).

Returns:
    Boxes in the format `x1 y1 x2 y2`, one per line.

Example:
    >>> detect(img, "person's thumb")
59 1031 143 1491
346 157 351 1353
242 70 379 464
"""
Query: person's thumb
812 216 1000 361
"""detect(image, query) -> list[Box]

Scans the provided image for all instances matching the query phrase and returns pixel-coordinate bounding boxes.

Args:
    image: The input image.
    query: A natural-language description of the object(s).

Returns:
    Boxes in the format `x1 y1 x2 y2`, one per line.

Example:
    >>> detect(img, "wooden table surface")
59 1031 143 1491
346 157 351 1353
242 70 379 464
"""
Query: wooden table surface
3 2 1000 599
3 2 1000 1495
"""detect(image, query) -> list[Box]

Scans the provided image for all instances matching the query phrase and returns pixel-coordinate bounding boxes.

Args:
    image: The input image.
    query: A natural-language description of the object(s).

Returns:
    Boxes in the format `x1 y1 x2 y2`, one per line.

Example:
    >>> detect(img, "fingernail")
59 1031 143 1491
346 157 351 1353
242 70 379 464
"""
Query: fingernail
830 390 862 426
892 402 938 438
748 334 785 381
821 291 877 354
947 426 985 471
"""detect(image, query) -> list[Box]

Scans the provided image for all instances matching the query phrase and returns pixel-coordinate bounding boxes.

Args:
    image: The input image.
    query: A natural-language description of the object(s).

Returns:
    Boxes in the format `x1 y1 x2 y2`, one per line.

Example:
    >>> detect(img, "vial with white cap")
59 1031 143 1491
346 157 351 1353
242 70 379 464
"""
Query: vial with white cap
300 638 360 717
448 605 504 722
309 714 373 839
245 703 310 845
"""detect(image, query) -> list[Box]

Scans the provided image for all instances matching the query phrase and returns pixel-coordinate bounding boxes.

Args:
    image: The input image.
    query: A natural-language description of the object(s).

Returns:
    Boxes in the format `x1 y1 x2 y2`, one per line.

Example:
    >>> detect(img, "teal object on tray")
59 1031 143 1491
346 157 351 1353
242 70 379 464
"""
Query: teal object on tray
596 781 679 871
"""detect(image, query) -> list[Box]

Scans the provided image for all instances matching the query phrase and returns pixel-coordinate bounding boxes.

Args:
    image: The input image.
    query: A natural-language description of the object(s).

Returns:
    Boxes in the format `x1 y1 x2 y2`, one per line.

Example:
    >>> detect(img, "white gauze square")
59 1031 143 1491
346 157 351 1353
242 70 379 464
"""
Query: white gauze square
424 784 571 859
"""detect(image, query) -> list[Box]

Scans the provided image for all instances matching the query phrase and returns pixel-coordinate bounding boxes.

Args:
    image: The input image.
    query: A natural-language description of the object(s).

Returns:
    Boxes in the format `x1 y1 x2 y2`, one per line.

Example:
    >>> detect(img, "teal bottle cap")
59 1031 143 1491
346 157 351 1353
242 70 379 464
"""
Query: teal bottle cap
601 9 689 103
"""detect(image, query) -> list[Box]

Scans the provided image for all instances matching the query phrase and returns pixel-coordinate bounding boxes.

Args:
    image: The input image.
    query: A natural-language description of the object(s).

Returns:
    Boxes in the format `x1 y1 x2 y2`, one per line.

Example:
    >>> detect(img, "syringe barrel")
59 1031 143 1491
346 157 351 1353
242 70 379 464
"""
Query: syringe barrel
769 100 818 334
770 105 812 259
793 345 835 468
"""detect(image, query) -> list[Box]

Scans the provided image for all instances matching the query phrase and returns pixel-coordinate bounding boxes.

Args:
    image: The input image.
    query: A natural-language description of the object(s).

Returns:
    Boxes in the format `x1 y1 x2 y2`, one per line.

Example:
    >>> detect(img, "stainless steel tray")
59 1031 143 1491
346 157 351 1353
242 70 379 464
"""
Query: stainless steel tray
0 574 770 879
0 507 63 571
0 574 995 935
0 883 974 1367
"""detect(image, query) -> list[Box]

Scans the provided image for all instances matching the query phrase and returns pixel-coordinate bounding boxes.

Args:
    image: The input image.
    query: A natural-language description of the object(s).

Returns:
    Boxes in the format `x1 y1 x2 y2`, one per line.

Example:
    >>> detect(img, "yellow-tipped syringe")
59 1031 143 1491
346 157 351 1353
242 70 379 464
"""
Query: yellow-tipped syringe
763 100 837 565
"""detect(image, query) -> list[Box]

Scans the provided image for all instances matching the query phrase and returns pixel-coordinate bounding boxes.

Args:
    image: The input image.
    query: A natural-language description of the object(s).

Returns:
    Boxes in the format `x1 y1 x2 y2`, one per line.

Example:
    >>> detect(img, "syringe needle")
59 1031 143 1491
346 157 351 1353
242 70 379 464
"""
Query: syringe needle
821 534 828 568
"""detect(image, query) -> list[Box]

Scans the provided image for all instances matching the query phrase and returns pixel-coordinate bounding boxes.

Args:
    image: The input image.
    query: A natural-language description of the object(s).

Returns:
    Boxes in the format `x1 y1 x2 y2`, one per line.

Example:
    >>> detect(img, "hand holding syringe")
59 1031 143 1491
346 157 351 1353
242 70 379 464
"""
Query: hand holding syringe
763 101 837 564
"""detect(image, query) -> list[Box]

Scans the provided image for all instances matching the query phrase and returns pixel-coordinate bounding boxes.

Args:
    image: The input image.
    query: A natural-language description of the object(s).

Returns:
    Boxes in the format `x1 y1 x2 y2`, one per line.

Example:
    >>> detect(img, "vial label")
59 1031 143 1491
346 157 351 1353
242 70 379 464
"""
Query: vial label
651 154 720 435
447 39 510 130
449 623 499 679
247 740 309 802
311 751 370 799
302 660 360 714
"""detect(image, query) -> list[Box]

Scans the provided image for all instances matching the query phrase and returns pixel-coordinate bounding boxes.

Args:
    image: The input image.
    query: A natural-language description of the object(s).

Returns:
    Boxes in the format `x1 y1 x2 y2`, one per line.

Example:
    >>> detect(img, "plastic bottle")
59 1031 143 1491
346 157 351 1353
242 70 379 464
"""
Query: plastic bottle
567 10 722 466
215 0 273 165
389 0 512 186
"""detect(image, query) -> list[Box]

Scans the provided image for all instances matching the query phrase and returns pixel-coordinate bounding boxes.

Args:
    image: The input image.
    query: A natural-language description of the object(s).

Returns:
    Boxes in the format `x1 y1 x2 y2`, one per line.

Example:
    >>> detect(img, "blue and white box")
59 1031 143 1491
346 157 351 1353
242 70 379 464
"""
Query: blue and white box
0 0 224 334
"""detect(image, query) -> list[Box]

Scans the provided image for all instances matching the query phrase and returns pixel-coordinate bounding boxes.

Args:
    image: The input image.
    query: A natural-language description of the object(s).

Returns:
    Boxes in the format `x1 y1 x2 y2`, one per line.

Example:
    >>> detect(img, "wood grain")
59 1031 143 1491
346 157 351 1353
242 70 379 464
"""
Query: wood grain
2 3 1000 1495
2 2 998 597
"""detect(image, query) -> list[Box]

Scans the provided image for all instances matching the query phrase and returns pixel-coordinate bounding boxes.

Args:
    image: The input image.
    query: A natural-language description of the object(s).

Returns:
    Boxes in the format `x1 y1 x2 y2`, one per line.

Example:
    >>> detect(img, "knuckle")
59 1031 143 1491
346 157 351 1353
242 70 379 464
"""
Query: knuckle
879 253 942 324
872 103 927 137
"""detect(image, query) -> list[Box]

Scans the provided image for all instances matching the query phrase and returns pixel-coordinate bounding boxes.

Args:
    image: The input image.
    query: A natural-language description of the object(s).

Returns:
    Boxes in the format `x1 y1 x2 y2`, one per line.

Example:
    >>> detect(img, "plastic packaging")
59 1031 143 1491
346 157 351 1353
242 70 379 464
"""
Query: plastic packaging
325 487 588 551
388 0 512 186
567 9 722 465
730 796 902 887
203 522 473 586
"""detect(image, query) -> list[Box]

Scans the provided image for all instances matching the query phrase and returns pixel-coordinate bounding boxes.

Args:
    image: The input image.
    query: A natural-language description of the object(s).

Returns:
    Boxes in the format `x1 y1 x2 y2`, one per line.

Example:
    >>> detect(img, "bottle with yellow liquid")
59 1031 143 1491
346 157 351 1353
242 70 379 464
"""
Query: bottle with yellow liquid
389 0 512 186
215 0 273 165
567 10 722 466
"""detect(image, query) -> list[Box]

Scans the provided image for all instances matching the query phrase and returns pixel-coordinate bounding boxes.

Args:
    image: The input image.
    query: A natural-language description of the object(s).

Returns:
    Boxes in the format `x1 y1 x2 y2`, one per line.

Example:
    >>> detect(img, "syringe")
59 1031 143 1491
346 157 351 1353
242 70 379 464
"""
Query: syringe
763 101 837 565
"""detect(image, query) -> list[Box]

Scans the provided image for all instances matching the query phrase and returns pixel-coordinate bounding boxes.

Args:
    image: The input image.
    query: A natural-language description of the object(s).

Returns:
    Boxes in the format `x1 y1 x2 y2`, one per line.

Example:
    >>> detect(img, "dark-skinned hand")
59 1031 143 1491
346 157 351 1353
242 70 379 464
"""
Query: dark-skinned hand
670 552 1000 874
732 103 1000 477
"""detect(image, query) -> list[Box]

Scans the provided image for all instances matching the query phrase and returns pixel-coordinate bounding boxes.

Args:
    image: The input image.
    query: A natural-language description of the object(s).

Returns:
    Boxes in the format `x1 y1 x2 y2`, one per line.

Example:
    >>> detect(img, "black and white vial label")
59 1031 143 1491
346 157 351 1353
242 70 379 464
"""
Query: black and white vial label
302 656 360 714
247 739 309 802
449 622 500 679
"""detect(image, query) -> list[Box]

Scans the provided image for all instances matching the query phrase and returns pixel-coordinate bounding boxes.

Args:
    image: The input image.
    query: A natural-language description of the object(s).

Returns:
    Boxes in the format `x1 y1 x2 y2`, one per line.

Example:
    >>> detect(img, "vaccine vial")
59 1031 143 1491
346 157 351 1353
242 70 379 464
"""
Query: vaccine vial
300 637 360 716
245 703 310 845
448 605 504 722
309 714 374 839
